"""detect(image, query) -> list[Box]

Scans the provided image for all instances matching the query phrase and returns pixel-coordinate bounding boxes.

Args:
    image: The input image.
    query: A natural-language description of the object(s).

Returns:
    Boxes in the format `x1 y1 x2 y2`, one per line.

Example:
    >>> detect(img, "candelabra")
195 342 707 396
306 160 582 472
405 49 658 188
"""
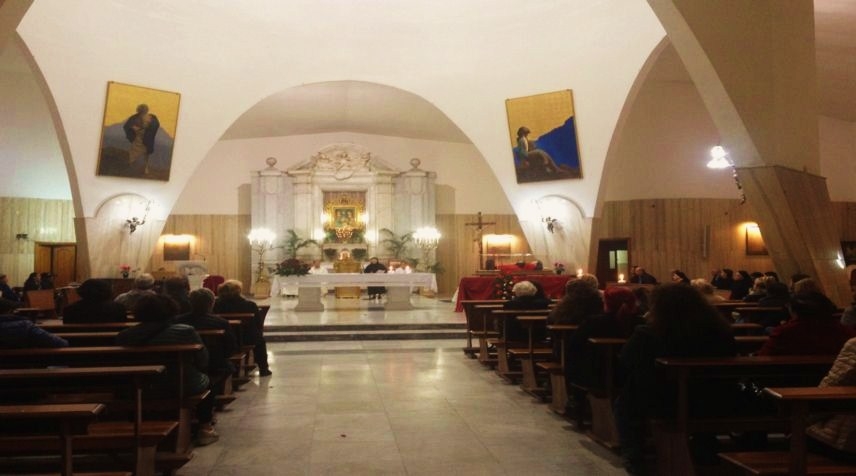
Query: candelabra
413 227 441 271
248 228 276 296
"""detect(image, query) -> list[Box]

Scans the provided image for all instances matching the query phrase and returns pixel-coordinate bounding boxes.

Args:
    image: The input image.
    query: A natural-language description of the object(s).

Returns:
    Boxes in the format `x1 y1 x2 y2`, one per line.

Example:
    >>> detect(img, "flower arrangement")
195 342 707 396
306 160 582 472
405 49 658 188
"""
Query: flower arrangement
493 271 515 299
273 258 310 277
119 264 131 278
554 262 566 275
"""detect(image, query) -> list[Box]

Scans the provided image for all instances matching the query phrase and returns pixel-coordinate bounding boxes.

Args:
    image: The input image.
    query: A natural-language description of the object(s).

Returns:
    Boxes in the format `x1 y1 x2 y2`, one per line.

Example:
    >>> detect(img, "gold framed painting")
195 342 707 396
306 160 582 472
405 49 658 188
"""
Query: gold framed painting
332 206 358 229
96 81 180 181
506 90 583 184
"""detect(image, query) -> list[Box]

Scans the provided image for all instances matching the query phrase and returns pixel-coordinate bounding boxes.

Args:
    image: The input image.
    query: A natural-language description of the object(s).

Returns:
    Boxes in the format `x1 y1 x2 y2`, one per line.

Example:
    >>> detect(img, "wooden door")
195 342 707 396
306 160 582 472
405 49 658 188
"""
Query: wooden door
595 239 630 288
33 243 77 287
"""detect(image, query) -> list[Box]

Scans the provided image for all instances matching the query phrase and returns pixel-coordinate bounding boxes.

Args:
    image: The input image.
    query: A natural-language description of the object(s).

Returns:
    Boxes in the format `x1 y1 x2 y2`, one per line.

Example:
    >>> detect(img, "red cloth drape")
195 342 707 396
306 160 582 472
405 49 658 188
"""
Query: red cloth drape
454 274 571 311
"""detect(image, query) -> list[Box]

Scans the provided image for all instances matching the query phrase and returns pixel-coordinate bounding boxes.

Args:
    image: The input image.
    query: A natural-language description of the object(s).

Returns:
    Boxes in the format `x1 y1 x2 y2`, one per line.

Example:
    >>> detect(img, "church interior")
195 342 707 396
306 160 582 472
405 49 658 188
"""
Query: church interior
2 0 856 474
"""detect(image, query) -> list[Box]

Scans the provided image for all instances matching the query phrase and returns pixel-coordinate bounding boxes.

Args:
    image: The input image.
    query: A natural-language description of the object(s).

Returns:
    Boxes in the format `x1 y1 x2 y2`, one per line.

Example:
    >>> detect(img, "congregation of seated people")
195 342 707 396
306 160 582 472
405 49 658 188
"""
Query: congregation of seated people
489 264 856 475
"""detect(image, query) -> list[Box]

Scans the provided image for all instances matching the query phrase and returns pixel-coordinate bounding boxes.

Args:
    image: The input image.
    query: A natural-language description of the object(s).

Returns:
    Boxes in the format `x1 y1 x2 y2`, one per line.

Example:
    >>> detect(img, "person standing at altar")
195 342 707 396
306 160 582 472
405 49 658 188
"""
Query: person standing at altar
364 257 387 300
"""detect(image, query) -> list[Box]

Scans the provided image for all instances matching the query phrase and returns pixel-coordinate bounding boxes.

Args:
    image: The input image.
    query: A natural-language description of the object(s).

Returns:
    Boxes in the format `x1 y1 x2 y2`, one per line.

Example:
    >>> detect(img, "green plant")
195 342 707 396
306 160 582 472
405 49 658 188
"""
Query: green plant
273 258 310 276
282 230 319 259
351 248 368 261
379 228 413 259
428 262 445 275
323 248 338 261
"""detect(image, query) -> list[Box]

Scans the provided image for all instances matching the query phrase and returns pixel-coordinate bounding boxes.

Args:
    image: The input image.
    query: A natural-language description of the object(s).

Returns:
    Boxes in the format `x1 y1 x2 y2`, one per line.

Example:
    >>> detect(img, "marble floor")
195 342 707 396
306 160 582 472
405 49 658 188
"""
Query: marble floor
178 330 626 475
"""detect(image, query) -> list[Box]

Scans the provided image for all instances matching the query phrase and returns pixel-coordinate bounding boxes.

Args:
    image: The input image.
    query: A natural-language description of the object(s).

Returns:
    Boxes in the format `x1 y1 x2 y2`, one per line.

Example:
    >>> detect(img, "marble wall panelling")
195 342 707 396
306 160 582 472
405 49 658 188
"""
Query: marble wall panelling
0 197 75 284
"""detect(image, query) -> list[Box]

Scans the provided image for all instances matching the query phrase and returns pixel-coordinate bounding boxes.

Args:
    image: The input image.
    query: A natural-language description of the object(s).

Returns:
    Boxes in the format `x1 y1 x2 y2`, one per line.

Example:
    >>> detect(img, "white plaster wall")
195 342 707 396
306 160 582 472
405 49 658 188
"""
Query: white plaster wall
603 80 737 201
173 132 513 215
15 0 665 222
820 116 856 202
0 68 69 199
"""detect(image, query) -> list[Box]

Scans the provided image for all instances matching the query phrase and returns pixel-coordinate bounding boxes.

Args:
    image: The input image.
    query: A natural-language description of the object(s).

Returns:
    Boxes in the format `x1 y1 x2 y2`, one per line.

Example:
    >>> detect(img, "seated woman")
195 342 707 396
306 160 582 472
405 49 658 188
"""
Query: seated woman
213 280 271 377
758 292 856 356
547 276 603 326
691 278 726 304
502 280 551 342
62 279 127 323
567 286 643 390
23 273 40 292
616 284 736 474
806 336 856 461
730 270 753 300
671 270 690 284
116 294 219 446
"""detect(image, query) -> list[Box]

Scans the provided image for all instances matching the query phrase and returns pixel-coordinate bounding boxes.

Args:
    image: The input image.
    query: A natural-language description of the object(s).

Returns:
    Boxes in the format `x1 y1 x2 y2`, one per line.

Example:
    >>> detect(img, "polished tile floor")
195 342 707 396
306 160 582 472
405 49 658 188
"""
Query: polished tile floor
178 297 625 475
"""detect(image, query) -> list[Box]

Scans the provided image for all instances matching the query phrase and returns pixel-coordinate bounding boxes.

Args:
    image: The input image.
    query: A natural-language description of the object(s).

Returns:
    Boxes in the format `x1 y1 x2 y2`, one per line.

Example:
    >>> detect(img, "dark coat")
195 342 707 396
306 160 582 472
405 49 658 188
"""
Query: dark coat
175 312 238 373
116 322 209 394
62 300 127 324
0 314 68 349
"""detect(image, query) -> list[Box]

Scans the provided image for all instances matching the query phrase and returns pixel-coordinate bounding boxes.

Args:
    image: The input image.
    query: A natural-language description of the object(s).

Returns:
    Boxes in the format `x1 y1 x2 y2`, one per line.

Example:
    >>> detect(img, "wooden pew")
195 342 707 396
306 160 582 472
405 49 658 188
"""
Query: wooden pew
720 386 856 475
577 333 770 450
735 306 789 328
538 324 578 416
473 304 504 366
214 313 258 377
584 337 626 449
0 366 170 476
0 403 105 476
507 315 552 397
652 355 836 476
0 345 206 468
714 301 758 320
460 299 506 358
487 309 551 383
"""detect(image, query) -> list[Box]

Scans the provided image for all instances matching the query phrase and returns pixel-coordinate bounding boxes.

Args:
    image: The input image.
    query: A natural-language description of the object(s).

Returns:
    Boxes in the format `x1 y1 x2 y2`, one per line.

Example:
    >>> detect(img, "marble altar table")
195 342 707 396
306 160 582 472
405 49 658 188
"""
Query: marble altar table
273 273 438 311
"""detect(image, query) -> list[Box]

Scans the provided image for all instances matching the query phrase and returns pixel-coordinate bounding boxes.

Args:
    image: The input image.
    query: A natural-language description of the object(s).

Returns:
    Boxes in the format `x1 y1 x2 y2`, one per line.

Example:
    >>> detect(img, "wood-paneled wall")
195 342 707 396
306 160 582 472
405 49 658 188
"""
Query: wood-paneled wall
0 197 75 286
148 215 251 286
435 213 529 296
591 198 784 284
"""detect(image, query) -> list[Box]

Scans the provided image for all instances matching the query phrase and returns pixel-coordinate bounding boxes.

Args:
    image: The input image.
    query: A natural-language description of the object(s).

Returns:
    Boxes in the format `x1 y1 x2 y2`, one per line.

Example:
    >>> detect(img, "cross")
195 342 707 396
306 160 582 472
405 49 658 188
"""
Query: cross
464 212 496 270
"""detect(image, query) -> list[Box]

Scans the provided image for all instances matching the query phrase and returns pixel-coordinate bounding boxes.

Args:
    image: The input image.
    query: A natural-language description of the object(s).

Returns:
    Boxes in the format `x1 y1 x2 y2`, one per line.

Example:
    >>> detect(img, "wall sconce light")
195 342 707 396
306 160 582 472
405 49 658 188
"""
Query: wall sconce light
125 200 152 234
543 216 560 233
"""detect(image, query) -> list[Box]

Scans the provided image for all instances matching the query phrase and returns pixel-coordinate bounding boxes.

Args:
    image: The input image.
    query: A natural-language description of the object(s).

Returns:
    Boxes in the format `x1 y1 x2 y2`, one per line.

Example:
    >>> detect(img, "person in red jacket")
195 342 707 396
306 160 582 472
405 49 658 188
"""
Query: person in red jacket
758 292 856 356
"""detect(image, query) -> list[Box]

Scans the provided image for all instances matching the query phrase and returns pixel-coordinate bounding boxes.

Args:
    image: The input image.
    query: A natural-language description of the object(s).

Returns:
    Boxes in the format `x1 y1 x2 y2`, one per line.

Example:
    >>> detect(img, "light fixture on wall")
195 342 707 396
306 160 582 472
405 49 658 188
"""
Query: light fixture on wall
706 145 746 204
543 216 560 234
125 200 152 234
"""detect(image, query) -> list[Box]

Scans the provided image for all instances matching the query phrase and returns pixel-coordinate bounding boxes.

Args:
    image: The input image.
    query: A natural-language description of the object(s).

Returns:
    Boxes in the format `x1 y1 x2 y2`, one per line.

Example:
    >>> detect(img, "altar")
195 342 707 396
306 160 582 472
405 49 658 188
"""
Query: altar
454 274 572 311
273 273 437 311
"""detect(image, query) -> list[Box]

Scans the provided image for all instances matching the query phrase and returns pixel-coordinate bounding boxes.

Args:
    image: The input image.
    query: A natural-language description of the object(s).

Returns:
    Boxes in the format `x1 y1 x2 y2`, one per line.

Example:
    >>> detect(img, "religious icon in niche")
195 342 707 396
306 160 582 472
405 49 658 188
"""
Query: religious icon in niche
333 206 358 229
505 90 583 184
745 224 768 256
96 81 180 181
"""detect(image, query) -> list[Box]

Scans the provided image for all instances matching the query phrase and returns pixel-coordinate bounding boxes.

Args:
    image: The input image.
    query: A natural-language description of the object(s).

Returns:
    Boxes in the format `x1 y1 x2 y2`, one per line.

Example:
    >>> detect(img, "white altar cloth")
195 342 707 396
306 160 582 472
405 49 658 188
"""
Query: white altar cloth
272 273 437 311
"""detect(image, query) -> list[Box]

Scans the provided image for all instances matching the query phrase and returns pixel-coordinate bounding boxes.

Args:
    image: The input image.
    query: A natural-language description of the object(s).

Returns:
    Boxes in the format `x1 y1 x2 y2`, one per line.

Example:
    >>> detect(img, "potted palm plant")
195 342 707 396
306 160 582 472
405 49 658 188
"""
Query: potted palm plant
282 229 319 259
379 228 413 259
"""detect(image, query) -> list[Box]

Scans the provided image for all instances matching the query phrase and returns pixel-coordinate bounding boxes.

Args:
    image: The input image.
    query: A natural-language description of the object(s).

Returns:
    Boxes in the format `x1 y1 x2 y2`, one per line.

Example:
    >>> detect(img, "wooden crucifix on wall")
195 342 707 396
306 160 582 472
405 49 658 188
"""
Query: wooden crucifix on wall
464 212 496 271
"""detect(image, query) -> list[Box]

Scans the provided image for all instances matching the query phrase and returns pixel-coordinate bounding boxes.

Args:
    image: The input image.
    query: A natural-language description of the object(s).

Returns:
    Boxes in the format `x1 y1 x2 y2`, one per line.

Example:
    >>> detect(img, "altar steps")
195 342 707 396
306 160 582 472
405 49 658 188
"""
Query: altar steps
264 323 466 342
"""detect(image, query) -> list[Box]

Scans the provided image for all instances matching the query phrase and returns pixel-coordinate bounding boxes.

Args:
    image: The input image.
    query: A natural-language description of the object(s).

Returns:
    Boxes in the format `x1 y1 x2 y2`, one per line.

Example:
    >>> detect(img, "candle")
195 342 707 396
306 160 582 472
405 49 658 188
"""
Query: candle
576 268 584 277
618 273 625 283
